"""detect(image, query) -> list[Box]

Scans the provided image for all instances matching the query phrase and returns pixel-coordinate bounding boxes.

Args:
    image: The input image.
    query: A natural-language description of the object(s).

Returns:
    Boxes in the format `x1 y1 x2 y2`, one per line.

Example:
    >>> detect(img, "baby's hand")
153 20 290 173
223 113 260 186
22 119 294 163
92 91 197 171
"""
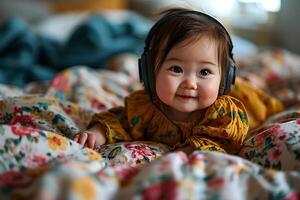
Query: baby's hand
73 124 106 149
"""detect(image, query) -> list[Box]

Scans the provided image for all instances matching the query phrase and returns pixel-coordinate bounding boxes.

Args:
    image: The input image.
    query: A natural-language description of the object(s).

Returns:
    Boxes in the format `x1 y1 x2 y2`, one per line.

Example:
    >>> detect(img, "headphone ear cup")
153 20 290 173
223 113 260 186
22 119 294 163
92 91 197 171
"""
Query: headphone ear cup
223 62 236 95
138 52 155 96
139 53 149 93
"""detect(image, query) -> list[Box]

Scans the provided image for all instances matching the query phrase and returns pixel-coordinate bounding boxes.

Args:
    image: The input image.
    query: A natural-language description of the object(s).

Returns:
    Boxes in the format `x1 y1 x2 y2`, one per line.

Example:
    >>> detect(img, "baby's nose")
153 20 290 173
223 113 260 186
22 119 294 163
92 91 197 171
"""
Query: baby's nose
181 78 197 89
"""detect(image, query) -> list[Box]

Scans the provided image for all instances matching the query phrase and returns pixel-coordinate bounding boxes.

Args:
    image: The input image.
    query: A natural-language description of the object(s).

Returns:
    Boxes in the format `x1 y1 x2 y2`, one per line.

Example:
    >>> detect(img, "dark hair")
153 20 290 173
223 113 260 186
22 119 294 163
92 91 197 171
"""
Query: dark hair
148 8 234 95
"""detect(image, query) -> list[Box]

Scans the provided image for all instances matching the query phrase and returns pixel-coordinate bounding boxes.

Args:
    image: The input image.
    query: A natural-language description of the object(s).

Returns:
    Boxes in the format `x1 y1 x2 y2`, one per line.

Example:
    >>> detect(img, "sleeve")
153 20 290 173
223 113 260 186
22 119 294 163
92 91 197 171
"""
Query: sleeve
87 106 132 144
189 95 250 153
254 85 284 118
228 78 284 129
87 90 154 144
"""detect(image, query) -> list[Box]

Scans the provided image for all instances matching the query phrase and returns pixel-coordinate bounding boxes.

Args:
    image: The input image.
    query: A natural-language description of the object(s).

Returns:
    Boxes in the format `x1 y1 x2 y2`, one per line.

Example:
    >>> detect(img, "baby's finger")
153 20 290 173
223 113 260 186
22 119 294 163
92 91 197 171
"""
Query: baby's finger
87 134 96 149
79 132 88 145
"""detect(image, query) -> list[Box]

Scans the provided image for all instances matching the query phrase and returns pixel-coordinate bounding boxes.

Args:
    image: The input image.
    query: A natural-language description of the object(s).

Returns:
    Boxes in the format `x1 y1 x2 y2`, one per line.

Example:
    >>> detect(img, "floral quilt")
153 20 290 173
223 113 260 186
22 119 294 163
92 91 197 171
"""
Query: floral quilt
1 48 300 200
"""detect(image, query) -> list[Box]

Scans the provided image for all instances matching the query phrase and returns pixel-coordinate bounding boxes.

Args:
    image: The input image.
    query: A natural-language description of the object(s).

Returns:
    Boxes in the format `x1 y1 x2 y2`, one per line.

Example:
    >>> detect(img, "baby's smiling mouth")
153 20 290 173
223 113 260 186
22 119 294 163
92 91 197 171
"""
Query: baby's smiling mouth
176 94 198 99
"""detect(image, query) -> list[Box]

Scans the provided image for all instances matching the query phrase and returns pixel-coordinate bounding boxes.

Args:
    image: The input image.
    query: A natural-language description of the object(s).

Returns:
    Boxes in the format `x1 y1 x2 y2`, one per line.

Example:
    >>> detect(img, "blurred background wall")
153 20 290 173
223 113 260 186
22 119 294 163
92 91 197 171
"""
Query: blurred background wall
275 0 300 54
0 0 299 54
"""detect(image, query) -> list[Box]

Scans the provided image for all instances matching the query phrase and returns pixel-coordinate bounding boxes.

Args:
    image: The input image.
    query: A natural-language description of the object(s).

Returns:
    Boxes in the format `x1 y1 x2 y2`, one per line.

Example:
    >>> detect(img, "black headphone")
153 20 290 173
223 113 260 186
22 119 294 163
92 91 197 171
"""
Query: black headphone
138 10 236 97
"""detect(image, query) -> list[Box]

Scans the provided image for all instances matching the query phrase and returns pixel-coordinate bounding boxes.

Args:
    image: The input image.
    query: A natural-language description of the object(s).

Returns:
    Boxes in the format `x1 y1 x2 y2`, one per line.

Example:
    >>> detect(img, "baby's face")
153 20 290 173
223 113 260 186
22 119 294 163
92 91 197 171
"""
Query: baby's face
155 36 221 116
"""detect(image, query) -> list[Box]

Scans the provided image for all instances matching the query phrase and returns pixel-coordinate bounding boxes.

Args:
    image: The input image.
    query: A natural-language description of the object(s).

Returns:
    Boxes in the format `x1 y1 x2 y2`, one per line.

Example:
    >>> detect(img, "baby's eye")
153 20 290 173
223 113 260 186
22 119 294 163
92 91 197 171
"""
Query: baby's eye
168 66 183 74
199 69 211 76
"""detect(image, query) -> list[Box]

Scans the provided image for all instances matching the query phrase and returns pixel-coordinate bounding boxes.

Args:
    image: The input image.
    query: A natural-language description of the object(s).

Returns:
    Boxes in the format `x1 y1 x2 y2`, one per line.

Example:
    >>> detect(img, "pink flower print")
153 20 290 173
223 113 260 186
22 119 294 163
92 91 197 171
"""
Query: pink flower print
189 152 206 163
0 170 33 188
51 75 70 91
254 125 282 142
285 192 300 200
23 153 48 168
266 71 280 82
176 151 188 163
277 132 290 141
268 147 283 163
158 159 173 173
14 106 22 113
254 132 267 143
11 125 39 136
269 126 285 139
91 98 106 111
8 115 36 127
57 152 66 159
97 170 110 180
115 166 139 181
20 145 30 152
142 180 177 200
124 143 156 159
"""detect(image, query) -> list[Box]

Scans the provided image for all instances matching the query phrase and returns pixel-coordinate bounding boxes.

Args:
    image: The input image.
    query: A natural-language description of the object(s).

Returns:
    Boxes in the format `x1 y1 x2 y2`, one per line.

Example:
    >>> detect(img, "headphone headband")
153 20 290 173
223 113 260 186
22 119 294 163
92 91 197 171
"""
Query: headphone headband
144 10 234 59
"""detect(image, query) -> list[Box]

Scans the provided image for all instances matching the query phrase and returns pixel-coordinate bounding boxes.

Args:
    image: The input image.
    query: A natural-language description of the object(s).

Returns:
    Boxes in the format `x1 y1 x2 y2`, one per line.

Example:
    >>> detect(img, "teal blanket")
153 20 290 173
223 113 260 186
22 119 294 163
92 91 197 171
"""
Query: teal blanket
0 14 151 86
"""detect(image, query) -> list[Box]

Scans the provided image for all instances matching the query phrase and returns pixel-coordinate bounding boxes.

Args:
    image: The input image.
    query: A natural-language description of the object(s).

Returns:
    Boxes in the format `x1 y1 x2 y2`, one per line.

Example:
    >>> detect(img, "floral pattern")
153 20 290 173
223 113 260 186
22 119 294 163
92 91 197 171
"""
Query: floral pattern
0 56 300 199
96 141 169 167
239 119 300 170
47 132 68 151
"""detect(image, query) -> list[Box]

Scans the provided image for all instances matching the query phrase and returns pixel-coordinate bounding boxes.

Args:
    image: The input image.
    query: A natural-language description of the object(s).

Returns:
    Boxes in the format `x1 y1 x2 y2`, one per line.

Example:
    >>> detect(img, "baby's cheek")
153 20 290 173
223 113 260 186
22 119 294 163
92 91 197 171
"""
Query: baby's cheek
199 84 219 100
157 81 178 104
157 77 176 94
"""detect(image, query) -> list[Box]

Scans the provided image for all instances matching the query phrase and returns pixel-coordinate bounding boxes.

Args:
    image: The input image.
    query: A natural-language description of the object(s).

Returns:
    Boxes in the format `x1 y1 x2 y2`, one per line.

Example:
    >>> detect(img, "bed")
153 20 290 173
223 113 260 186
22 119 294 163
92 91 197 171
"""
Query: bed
1 10 300 199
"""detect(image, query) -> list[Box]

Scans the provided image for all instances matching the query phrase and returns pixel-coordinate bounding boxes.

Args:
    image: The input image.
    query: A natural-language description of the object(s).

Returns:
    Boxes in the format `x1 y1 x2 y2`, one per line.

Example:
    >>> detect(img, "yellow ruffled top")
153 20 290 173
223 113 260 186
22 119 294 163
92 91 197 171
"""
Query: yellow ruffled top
88 89 250 154
229 78 284 130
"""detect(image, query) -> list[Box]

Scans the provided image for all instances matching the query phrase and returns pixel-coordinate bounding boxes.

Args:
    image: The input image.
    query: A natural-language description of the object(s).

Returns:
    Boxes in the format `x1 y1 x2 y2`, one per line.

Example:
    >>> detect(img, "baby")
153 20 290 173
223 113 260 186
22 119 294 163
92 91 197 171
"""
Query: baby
74 8 250 154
